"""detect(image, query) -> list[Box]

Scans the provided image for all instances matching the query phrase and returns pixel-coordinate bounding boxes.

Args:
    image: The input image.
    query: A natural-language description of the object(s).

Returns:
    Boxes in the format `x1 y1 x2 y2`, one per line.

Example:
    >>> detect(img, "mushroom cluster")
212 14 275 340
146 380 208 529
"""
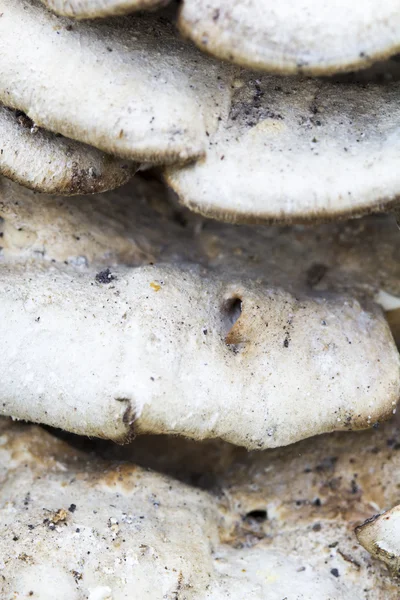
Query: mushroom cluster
0 1 400 597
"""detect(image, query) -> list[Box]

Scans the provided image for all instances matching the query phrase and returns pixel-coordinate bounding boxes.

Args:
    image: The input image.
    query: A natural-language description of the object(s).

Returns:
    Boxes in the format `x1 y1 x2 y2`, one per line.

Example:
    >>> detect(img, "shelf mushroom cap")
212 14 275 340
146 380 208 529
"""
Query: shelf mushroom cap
0 106 136 195
166 64 400 223
0 0 215 164
39 0 169 19
178 0 400 76
0 179 399 448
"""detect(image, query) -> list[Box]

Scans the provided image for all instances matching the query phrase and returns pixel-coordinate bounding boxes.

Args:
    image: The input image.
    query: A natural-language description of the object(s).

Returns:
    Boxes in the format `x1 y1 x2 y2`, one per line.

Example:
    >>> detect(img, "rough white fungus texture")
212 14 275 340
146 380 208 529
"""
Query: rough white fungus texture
0 178 398 448
0 105 136 194
179 0 400 75
1 417 400 597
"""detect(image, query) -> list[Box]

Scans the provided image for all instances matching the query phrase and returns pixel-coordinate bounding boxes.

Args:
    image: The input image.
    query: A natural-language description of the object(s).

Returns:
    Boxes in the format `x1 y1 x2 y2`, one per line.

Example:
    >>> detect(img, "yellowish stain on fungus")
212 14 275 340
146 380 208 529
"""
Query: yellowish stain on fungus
52 508 68 523
150 282 161 292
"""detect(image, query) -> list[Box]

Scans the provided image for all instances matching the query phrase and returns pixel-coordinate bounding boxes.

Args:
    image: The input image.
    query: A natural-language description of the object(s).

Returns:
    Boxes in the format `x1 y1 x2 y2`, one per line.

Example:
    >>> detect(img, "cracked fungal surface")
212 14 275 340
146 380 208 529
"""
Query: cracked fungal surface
2 417 400 598
0 177 399 448
0 106 136 195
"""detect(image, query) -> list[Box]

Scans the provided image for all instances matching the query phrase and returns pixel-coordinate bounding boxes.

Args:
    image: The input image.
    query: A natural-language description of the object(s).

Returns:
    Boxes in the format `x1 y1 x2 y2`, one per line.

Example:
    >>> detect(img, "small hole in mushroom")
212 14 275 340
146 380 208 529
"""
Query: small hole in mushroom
225 297 242 326
223 297 243 348
243 509 268 523
306 263 328 288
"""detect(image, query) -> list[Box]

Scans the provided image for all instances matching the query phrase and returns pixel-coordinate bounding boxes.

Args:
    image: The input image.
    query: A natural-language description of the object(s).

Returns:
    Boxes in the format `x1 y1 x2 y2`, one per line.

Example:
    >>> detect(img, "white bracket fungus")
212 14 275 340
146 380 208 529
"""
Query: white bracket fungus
0 2 399 220
166 65 400 223
2 417 400 598
0 105 136 194
178 0 400 75
0 0 217 164
0 179 399 448
40 0 169 19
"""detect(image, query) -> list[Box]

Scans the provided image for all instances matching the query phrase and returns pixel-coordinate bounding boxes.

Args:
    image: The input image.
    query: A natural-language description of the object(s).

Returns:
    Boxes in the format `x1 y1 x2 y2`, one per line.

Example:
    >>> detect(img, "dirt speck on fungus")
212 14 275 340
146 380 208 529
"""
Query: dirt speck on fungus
95 268 115 284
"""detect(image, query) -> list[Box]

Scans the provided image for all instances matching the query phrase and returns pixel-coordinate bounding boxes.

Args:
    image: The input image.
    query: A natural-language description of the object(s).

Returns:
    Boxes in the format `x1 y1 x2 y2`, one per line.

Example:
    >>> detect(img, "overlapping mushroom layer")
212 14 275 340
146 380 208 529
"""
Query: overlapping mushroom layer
1 0 400 589
2 413 400 598
0 106 136 194
31 0 400 78
40 0 169 19
0 177 399 448
178 1 400 75
1 0 400 221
